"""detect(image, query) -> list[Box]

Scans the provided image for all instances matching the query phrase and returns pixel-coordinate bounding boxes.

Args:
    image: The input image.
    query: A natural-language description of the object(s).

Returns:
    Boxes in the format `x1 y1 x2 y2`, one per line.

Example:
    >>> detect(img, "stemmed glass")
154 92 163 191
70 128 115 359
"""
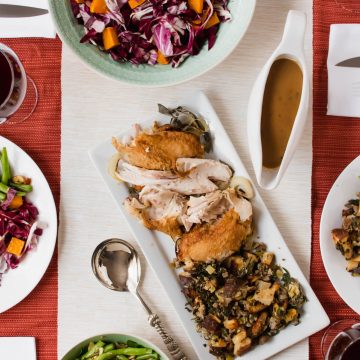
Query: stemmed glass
321 319 360 360
0 43 38 125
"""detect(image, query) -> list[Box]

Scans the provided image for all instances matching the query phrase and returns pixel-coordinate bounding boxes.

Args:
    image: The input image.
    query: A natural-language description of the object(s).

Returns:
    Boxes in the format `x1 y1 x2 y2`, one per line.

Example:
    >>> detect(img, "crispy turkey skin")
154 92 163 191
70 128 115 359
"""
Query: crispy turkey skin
112 127 204 171
176 208 253 262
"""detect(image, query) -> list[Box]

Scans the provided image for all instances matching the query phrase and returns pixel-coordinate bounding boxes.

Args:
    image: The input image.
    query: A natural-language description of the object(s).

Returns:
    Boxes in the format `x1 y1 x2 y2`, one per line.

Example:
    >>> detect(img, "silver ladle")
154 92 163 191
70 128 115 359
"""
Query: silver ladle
91 238 188 360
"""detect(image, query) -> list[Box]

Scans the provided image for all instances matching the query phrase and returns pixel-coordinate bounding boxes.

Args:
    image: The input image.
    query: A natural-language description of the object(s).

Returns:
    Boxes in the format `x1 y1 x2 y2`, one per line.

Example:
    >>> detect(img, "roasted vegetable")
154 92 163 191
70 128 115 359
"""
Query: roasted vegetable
103 27 120 51
128 0 146 9
90 0 108 14
157 51 169 65
9 195 23 210
205 12 220 29
332 192 360 276
7 237 25 257
188 0 204 14
178 240 306 359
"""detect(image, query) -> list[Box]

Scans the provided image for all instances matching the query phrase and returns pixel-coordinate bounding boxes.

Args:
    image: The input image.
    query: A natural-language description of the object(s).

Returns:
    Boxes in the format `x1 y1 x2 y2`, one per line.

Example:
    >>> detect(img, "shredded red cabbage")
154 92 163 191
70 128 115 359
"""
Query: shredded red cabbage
70 0 231 67
0 200 42 283
1 188 16 211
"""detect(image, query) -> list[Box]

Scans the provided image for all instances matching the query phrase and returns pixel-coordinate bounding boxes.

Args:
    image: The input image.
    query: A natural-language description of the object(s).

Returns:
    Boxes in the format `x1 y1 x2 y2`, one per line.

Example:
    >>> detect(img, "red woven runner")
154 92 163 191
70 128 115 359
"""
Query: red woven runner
0 38 61 360
311 1 360 358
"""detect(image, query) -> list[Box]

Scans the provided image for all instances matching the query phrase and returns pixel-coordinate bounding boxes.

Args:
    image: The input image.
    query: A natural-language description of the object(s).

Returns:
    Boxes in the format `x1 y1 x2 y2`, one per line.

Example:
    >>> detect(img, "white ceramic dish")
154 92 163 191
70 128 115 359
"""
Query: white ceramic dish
247 10 310 190
89 91 329 359
320 155 360 315
0 136 57 313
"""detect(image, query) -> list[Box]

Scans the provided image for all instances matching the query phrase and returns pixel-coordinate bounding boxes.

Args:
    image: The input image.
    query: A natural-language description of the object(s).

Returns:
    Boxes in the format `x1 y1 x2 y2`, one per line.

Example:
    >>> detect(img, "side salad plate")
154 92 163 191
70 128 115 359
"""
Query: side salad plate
89 91 329 359
0 136 57 313
320 155 360 314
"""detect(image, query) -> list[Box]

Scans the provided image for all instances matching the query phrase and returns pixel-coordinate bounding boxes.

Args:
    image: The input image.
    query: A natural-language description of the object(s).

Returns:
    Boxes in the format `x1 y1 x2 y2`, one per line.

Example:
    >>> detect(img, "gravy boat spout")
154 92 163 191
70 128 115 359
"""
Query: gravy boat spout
247 10 309 190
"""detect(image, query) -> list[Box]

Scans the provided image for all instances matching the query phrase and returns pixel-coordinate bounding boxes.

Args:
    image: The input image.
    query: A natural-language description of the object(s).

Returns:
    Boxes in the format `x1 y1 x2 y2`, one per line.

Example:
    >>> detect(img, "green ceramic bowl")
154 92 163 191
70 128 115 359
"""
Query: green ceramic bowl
62 333 169 360
48 0 256 87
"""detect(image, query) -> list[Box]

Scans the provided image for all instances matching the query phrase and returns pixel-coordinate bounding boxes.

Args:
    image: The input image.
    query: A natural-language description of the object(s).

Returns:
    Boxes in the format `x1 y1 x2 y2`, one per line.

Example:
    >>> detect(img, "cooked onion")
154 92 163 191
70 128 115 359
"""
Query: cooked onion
108 153 123 182
229 176 254 199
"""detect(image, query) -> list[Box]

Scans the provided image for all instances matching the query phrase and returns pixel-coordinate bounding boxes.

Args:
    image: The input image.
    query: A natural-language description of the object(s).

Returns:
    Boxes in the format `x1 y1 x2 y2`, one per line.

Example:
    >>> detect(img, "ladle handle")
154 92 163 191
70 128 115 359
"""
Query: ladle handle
149 313 188 360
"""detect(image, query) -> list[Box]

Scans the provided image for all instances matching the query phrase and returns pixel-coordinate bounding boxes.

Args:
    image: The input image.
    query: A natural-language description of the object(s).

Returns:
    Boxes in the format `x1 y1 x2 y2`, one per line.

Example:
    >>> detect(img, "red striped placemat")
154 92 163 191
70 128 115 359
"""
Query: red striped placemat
311 1 360 358
0 38 61 360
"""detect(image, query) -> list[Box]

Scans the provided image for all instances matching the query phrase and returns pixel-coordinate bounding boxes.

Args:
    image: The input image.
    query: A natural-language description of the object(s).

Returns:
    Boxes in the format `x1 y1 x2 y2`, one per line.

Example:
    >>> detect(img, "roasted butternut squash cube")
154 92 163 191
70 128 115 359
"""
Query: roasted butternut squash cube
9 195 23 210
157 51 169 65
188 0 204 14
128 0 146 9
7 237 25 257
103 27 120 51
205 12 220 29
90 0 108 14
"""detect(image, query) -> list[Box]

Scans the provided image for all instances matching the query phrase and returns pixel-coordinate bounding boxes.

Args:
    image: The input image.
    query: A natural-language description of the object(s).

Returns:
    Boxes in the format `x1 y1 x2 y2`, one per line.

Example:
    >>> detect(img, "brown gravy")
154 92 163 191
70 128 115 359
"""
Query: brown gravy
261 58 303 168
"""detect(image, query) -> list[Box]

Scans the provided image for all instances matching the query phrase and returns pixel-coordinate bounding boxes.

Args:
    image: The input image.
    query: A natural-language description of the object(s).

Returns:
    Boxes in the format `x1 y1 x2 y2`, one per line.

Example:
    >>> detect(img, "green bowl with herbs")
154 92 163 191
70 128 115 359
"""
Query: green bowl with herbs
62 334 169 360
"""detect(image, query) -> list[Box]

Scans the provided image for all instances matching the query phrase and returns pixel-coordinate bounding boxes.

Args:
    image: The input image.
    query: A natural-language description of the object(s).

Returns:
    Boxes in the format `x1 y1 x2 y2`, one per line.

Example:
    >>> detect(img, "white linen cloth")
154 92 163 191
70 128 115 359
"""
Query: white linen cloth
0 337 36 359
0 0 55 38
328 24 360 117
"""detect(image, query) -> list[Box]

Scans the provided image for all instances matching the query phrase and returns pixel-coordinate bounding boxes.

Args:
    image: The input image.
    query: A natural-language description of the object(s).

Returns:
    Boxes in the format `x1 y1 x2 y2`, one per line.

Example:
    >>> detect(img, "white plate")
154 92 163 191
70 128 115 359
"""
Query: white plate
89 91 329 360
320 155 360 314
0 136 57 313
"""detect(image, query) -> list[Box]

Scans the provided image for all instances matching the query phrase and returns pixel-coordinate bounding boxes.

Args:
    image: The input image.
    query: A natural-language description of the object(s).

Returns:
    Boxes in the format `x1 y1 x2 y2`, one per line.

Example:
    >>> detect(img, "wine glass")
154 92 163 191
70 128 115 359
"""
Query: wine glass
321 319 360 360
0 43 38 125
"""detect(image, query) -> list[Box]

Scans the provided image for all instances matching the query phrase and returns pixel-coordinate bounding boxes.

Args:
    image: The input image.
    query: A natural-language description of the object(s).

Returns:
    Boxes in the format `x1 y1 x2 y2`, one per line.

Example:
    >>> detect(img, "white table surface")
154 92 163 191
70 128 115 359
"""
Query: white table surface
59 0 313 359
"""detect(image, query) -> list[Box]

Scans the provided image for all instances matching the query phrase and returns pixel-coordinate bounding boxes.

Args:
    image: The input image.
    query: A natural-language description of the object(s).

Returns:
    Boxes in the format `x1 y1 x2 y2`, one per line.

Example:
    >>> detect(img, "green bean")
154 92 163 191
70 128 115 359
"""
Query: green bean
1 147 11 185
115 356 128 360
136 354 159 360
0 183 9 194
127 340 141 348
81 341 105 359
104 344 115 353
0 183 25 197
9 182 32 193
96 348 152 360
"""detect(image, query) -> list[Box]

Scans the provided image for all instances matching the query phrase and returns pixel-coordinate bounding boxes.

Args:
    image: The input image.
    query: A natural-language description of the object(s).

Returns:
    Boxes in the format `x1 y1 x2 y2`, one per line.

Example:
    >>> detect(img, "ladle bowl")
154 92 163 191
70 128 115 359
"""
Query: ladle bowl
91 238 188 360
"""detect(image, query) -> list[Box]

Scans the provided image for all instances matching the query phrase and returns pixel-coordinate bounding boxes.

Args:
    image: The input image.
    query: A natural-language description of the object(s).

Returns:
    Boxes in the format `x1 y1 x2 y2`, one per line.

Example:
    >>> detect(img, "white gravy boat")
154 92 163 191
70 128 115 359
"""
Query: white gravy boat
247 10 309 190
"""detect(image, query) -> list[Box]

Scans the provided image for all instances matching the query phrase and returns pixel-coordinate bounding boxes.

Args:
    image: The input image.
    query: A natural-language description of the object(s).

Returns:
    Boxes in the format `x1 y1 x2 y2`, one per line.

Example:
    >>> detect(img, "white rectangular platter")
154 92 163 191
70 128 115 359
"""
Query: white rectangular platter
89 91 329 360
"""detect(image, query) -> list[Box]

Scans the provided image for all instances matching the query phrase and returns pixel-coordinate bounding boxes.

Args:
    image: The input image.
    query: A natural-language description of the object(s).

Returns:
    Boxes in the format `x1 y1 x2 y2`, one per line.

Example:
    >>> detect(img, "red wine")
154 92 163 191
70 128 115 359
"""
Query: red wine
341 338 360 360
0 51 13 107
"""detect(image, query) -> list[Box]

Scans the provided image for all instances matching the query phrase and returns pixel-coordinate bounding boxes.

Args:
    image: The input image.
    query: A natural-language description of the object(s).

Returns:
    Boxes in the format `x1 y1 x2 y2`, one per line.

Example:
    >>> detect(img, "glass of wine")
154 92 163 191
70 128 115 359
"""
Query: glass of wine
0 43 38 125
321 319 360 360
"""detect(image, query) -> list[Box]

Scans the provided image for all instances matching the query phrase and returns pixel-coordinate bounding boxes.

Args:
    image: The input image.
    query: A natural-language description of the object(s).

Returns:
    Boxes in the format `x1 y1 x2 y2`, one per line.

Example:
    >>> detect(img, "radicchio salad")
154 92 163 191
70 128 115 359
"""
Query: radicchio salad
0 147 42 284
70 0 232 67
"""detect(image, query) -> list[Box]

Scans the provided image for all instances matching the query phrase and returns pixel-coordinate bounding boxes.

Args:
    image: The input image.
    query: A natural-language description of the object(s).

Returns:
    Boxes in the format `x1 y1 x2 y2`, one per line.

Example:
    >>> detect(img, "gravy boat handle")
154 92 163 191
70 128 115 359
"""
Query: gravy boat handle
279 10 307 58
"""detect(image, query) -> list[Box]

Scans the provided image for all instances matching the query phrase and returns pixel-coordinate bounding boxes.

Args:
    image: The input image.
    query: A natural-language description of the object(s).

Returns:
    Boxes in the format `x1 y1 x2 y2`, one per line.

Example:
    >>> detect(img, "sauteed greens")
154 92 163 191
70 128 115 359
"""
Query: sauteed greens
76 339 160 360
